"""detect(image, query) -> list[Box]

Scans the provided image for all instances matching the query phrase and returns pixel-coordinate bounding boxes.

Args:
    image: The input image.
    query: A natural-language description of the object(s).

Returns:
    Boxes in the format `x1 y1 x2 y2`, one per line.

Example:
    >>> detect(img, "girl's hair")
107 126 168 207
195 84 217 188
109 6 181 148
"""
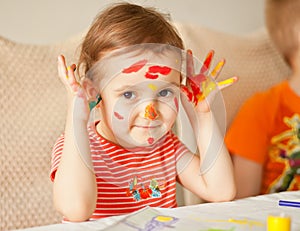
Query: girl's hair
78 2 184 77
265 0 300 66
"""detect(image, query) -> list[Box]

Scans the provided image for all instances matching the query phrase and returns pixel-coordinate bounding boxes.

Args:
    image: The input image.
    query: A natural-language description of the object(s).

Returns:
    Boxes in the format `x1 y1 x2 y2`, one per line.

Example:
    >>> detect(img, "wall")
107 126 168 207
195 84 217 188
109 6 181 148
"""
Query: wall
0 0 265 44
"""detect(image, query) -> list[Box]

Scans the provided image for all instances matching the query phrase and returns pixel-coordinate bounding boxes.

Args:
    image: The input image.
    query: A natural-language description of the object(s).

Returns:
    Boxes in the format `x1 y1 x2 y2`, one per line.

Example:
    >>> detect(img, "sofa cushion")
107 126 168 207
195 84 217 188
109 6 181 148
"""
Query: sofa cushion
0 35 81 230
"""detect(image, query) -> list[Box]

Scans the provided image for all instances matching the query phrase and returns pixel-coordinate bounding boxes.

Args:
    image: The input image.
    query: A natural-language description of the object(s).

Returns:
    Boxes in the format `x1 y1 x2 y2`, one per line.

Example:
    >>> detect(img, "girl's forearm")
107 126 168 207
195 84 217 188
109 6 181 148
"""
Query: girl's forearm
194 112 236 200
53 113 97 221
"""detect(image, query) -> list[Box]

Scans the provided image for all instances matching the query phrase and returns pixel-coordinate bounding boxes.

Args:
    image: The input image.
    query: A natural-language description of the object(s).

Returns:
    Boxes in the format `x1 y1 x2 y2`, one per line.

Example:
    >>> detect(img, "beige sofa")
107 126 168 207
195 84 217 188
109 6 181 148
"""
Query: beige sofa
0 22 289 230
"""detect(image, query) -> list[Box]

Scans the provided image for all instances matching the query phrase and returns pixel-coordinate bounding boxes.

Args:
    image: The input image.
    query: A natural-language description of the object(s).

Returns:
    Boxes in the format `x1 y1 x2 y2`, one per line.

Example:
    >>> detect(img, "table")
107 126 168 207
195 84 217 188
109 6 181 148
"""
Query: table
17 191 300 231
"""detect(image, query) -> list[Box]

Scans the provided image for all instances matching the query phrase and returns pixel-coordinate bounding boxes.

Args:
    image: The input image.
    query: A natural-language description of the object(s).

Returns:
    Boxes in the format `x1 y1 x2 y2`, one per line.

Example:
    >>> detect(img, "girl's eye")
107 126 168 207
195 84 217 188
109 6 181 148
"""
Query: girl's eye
123 91 136 100
158 89 173 97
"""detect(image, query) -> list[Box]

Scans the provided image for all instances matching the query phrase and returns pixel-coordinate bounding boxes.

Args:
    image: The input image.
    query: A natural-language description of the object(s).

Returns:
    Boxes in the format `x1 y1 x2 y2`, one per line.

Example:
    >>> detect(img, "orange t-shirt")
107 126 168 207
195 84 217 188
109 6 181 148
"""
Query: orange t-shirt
225 81 300 194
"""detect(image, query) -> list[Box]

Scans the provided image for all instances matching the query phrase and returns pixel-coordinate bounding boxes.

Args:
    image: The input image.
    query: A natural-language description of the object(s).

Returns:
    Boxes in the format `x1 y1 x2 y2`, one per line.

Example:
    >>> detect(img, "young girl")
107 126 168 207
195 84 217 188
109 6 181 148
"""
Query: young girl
51 2 236 222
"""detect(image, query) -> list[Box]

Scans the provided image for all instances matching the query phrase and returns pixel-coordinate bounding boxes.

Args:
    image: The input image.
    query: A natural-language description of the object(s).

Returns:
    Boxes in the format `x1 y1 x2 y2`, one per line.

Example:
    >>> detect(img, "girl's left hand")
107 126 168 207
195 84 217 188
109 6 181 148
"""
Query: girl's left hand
181 49 238 112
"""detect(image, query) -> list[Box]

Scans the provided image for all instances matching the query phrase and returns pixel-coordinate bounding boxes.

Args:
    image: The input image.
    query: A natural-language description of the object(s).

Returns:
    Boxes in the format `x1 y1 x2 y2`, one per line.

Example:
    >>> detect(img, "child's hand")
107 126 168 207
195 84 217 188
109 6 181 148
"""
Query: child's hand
181 49 238 112
57 55 90 122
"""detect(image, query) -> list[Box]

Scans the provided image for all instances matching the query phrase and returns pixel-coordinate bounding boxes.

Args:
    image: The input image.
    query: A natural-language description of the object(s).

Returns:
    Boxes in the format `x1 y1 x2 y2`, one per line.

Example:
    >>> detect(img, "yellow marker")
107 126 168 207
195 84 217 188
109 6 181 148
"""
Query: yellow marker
267 214 291 231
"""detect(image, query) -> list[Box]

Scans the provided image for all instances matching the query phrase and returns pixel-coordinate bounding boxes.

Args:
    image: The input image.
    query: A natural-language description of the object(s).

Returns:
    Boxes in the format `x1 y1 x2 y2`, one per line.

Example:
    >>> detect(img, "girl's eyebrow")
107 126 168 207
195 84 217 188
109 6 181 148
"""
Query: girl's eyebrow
114 82 180 93
114 85 137 92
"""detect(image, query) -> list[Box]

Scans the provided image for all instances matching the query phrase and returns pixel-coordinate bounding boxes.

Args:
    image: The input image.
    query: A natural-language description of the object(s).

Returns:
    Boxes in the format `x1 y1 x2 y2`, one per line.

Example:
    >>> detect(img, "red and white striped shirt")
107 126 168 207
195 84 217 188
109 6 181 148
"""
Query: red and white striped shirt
50 125 189 220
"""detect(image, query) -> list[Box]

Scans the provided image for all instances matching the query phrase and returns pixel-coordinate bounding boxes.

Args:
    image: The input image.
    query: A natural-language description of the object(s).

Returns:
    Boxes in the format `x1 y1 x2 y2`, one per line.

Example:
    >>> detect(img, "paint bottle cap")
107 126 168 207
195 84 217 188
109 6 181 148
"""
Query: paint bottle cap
267 213 291 231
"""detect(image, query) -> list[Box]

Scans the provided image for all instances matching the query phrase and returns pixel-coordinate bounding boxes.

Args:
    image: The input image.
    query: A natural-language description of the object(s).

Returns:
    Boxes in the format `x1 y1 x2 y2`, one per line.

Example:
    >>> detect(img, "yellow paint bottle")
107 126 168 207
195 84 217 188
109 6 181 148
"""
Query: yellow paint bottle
267 214 290 231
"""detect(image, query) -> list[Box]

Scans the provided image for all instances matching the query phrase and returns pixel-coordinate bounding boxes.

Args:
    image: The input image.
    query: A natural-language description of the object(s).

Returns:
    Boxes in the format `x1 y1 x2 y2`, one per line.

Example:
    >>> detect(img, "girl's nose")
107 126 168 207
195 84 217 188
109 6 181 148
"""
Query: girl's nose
144 103 159 120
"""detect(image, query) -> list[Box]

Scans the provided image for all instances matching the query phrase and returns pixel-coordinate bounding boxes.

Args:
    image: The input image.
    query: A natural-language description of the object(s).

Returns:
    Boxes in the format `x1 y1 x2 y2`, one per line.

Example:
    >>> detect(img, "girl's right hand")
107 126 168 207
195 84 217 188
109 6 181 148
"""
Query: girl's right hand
57 55 90 122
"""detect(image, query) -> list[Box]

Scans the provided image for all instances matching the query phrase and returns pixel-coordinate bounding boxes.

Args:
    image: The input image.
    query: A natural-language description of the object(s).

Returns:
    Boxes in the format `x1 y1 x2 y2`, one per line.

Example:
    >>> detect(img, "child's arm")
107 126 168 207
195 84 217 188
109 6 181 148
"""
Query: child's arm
232 155 262 198
52 55 97 221
177 50 236 202
177 108 236 202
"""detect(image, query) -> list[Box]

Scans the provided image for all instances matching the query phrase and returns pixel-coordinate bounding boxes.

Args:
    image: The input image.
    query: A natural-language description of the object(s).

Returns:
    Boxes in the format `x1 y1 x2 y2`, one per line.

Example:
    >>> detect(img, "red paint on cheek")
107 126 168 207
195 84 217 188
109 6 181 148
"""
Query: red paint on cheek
122 59 148 74
114 112 124 120
148 66 172 75
174 97 179 111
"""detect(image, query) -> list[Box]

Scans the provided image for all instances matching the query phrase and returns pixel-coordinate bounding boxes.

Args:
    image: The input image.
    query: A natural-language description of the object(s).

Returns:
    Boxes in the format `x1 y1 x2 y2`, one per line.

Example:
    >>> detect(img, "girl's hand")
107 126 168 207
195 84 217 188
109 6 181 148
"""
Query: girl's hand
57 55 90 122
181 49 238 112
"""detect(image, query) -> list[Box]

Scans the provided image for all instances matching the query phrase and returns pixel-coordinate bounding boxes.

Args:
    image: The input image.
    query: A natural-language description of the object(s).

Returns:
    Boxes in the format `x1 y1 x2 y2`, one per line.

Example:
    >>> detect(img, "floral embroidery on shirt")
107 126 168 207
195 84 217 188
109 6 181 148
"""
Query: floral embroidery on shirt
126 176 164 201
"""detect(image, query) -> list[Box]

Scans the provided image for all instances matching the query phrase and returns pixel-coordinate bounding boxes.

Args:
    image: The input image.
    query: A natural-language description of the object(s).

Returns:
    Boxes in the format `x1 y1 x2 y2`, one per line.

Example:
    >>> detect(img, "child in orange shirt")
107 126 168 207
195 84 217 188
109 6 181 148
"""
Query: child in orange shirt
225 0 300 198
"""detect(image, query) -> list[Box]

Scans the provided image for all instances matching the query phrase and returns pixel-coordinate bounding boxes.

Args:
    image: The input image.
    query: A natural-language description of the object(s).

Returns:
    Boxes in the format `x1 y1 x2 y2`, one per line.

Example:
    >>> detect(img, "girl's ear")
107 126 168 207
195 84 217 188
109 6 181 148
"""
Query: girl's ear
82 78 99 101
82 78 102 110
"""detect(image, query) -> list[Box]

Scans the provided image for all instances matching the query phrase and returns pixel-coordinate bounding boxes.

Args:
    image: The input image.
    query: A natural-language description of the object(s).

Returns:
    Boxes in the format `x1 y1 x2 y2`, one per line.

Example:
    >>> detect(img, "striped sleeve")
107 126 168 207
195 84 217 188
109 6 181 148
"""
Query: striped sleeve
170 132 190 162
49 134 65 181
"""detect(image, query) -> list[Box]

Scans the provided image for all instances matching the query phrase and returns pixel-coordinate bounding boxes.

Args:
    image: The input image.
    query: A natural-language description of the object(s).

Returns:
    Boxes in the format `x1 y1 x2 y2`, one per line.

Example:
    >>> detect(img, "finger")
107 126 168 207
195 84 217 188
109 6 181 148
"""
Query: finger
67 64 80 92
210 59 225 80
186 49 195 78
217 76 239 90
57 55 68 79
200 50 214 75
180 85 194 103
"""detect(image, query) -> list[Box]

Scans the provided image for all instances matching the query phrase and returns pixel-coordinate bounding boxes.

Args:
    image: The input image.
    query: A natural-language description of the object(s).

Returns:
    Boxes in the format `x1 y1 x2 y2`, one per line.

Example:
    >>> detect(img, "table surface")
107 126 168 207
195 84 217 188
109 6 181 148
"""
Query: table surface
18 191 300 231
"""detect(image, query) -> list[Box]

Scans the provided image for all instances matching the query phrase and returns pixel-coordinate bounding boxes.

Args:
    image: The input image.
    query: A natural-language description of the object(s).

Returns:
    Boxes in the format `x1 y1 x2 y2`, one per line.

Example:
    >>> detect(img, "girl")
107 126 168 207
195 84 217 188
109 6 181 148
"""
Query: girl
51 2 236 222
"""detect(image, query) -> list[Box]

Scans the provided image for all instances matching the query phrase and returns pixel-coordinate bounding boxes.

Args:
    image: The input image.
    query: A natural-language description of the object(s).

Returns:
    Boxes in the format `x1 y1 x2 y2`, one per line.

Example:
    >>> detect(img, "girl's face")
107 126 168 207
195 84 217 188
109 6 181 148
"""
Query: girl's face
98 63 181 149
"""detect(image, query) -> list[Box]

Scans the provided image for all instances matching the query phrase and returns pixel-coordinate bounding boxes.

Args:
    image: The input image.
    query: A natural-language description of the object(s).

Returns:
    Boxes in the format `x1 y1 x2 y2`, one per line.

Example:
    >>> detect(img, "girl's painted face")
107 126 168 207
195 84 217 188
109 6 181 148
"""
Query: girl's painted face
99 62 181 149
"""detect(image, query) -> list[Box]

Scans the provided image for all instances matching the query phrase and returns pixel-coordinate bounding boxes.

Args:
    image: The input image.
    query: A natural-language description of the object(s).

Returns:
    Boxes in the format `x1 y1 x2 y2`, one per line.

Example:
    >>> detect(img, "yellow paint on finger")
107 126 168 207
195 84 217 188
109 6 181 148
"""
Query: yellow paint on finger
211 59 225 77
217 77 236 87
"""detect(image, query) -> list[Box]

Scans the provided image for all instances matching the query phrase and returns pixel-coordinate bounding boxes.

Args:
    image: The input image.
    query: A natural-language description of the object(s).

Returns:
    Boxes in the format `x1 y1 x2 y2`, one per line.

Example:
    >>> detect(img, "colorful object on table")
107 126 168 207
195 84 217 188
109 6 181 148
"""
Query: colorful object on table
279 199 300 208
267 214 291 231
126 177 162 201
122 59 148 73
143 215 179 230
144 103 158 120
89 94 102 111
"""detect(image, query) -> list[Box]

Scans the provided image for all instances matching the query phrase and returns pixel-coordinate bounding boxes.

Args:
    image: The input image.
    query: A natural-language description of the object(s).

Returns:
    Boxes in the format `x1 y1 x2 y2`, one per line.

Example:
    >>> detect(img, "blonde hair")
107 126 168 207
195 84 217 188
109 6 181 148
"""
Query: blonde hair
265 0 300 66
78 2 184 77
